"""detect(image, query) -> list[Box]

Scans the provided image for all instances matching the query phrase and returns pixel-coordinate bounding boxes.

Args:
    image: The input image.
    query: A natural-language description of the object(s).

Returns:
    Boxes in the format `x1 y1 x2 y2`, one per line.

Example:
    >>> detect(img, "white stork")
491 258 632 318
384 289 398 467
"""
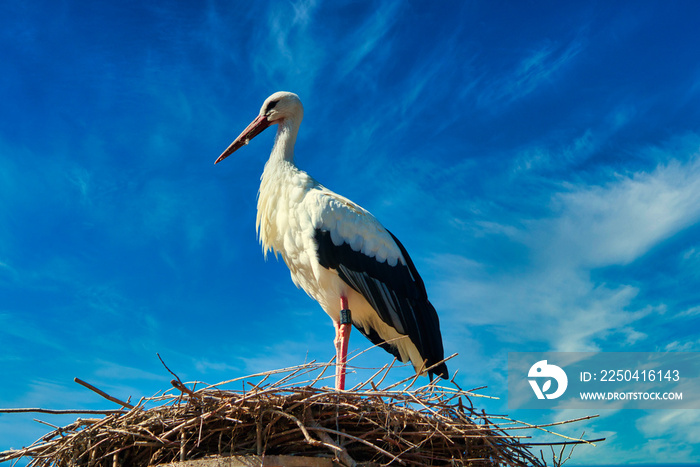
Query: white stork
215 92 448 390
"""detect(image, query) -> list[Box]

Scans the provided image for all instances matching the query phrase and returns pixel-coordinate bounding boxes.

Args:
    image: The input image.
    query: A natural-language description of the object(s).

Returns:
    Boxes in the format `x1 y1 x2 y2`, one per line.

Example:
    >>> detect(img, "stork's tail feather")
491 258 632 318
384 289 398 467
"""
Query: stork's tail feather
411 298 449 380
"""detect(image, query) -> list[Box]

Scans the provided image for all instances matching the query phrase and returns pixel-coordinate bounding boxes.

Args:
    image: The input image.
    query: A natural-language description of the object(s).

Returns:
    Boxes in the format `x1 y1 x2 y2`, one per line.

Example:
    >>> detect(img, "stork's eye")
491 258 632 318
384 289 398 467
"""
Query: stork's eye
265 100 279 114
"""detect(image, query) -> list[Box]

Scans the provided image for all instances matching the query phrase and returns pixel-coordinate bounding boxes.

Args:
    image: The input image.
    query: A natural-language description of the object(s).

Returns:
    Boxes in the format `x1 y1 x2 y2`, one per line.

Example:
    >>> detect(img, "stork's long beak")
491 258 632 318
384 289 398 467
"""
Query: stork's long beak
215 114 272 164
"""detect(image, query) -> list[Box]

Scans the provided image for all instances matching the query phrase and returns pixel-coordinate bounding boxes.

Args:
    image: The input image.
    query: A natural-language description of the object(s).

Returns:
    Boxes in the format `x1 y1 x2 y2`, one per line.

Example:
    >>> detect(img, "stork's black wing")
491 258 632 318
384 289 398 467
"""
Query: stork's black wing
314 228 448 380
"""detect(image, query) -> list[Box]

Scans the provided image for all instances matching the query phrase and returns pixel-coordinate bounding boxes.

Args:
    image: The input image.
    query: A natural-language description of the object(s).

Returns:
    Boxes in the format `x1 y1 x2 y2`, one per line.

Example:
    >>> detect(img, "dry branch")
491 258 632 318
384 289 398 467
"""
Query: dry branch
74 378 135 409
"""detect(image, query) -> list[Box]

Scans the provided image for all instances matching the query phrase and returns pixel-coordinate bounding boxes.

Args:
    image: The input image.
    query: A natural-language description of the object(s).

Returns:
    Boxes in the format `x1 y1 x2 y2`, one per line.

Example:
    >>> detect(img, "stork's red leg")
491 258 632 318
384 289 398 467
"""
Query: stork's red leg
334 296 351 390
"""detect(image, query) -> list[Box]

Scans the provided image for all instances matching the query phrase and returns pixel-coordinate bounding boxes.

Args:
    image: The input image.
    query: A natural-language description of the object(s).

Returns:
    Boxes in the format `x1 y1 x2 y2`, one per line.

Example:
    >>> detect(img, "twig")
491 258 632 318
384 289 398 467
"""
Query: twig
309 425 407 465
521 438 606 446
74 378 134 409
307 413 358 467
171 379 197 398
0 408 126 415
383 353 458 390
157 353 195 400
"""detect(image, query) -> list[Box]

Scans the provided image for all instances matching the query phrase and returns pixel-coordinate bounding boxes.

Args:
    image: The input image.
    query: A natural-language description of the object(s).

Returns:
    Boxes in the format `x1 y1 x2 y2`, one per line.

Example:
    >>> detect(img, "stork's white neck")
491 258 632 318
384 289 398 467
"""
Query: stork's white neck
257 114 310 259
269 117 300 164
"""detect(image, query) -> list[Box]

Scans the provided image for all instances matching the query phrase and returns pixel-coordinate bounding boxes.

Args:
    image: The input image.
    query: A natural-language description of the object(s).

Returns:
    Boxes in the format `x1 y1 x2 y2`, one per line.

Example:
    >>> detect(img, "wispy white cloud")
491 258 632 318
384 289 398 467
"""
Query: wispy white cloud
676 304 700 318
237 339 324 375
335 0 403 81
432 134 700 354
664 340 700 352
511 106 635 176
511 102 636 175
477 37 585 110
194 359 241 374
0 313 66 351
66 166 92 204
91 360 164 381
250 0 325 96
434 264 651 352
635 410 700 458
512 129 598 175
528 155 700 268
0 258 18 284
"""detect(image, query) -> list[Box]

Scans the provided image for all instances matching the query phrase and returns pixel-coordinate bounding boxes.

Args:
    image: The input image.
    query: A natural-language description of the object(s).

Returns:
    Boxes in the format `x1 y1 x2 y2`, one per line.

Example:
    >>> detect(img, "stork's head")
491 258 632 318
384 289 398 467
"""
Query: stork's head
215 92 303 164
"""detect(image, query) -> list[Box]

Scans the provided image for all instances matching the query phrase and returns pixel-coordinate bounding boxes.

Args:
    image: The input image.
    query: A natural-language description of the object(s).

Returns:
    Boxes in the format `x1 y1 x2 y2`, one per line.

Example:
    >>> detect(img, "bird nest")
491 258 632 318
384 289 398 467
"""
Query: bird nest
0 357 601 466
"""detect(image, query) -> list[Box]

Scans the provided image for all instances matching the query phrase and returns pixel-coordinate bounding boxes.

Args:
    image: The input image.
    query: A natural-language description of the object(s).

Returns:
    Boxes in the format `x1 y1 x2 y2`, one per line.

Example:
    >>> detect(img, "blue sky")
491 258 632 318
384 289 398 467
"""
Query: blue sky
2 0 700 464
